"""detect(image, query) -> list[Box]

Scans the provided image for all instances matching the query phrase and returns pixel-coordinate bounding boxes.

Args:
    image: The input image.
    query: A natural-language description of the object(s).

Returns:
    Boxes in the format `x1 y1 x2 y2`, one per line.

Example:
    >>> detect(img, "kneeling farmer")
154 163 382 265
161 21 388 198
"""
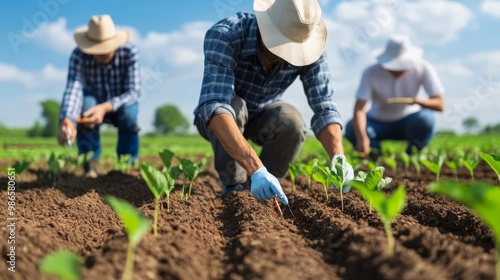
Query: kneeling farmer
194 0 354 204
57 15 141 177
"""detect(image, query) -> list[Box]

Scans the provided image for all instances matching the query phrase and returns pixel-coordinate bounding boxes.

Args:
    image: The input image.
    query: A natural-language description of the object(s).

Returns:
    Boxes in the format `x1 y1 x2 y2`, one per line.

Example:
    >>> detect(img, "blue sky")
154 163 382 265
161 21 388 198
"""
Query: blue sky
1 0 499 134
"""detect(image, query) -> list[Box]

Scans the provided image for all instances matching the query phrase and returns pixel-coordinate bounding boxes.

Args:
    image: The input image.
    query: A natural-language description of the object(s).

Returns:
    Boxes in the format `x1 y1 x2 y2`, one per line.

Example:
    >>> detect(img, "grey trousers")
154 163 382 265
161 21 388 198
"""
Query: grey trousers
195 96 307 186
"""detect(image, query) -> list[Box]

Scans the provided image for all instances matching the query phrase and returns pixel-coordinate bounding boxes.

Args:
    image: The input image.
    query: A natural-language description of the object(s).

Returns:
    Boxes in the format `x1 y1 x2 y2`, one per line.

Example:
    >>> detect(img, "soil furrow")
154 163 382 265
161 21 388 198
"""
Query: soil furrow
289 193 447 280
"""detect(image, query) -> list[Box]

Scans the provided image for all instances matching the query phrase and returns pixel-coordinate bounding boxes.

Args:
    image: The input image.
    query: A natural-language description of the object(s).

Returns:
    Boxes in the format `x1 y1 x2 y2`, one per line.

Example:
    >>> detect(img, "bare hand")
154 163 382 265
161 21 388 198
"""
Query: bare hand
82 103 111 128
355 138 371 157
57 118 76 146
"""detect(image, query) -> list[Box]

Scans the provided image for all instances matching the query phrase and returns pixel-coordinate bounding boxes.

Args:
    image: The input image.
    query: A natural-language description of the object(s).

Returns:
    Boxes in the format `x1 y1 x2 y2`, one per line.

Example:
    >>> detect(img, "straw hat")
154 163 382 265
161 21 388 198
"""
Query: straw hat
377 35 423 71
254 0 327 66
74 15 129 55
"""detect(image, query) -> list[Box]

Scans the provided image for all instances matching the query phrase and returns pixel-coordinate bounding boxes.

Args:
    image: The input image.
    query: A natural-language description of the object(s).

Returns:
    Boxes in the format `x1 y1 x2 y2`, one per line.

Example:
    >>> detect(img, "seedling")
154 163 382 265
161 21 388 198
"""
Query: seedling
313 157 346 211
39 250 83 280
48 152 67 186
422 153 445 182
116 154 134 173
176 156 207 199
163 170 176 212
349 166 393 213
429 181 500 280
463 153 480 181
288 161 302 192
301 159 318 189
479 152 500 183
12 159 31 175
140 162 168 237
352 184 406 257
312 165 331 201
105 196 151 280
383 154 397 172
410 153 422 174
399 151 410 171
159 149 175 171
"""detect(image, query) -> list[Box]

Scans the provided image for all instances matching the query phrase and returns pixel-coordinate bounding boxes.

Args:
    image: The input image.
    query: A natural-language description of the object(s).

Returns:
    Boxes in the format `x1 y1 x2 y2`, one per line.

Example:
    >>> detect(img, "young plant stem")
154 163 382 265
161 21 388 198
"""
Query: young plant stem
384 221 395 257
369 198 372 214
166 194 171 212
153 199 159 237
188 181 194 199
340 190 344 212
122 243 135 280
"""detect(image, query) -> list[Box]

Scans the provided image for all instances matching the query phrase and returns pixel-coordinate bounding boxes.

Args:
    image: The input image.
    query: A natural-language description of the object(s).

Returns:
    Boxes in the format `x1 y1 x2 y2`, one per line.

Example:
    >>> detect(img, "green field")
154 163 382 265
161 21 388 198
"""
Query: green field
2 130 499 164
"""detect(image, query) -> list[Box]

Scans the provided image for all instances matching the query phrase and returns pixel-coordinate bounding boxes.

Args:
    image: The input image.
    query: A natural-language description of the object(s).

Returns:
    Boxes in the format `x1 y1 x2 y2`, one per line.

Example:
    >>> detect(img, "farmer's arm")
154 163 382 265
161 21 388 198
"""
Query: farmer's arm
299 53 345 156
57 49 84 145
196 27 263 175
352 99 371 155
209 114 263 175
415 61 445 112
317 123 344 158
414 94 444 111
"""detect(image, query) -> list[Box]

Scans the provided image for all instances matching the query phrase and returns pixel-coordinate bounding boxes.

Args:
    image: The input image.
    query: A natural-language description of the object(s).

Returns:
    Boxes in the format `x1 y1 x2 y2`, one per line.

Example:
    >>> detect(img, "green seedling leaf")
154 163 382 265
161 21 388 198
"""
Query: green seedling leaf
159 149 175 171
105 196 151 280
12 159 31 175
399 152 410 171
463 155 480 182
350 166 392 213
164 170 176 212
288 162 302 192
312 165 331 201
352 184 406 257
39 250 83 280
319 156 349 211
429 181 500 279
383 155 397 172
422 154 445 182
140 162 167 200
106 196 151 248
301 159 318 189
140 162 168 237
176 157 205 199
479 152 500 182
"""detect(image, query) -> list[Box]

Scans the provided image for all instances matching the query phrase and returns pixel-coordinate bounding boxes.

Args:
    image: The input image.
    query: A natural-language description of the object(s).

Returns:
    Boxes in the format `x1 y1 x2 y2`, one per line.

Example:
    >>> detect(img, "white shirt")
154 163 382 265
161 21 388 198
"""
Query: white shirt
356 59 445 122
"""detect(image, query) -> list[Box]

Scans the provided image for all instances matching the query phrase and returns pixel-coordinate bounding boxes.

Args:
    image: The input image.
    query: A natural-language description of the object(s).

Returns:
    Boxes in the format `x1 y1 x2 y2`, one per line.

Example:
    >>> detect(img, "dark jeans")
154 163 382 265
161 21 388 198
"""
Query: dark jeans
344 109 435 154
196 96 307 186
77 95 140 163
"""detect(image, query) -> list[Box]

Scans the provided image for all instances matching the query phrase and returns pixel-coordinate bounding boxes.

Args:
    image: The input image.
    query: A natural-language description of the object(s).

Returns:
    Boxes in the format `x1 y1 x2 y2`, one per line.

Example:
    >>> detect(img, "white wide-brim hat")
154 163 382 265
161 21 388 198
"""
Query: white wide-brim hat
377 35 422 71
74 14 129 55
254 0 327 66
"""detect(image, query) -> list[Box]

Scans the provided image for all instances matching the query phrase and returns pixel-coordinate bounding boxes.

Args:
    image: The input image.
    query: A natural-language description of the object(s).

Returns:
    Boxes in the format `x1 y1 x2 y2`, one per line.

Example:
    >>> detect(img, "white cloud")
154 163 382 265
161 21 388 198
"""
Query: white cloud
400 1 473 46
481 0 500 19
128 21 212 67
0 63 66 88
32 17 75 55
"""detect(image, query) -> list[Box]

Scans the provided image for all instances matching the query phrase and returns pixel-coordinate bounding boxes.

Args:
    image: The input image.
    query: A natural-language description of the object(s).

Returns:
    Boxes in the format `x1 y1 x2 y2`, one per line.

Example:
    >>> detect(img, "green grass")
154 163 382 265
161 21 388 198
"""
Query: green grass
1 131 499 163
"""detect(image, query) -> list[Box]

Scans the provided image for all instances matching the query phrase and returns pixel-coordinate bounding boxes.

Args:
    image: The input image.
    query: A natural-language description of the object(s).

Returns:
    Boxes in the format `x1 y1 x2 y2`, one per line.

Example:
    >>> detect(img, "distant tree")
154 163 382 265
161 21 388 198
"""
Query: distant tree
462 116 479 134
40 100 60 137
28 100 60 137
481 123 500 134
153 104 189 135
27 121 44 137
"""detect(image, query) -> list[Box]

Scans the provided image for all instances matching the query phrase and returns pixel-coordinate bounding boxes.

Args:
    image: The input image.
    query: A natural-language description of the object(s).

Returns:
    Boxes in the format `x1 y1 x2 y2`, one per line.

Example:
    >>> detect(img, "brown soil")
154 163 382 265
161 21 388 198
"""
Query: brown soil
0 159 497 280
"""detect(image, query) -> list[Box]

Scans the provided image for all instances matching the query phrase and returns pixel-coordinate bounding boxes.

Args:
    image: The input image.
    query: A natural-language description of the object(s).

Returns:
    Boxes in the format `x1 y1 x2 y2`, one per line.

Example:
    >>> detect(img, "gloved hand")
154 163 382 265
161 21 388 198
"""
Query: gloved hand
250 167 289 205
330 154 354 193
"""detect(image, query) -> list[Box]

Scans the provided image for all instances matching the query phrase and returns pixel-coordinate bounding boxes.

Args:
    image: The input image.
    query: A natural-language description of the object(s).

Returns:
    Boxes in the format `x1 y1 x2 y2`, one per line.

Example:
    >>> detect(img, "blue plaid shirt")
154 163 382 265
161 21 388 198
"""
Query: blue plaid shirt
59 42 141 123
194 13 342 136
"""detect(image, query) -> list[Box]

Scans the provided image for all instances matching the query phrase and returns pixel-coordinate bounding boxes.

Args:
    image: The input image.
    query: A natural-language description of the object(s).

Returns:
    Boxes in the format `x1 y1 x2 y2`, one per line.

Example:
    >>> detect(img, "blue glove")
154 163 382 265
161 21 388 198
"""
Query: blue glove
250 167 289 205
330 154 354 193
